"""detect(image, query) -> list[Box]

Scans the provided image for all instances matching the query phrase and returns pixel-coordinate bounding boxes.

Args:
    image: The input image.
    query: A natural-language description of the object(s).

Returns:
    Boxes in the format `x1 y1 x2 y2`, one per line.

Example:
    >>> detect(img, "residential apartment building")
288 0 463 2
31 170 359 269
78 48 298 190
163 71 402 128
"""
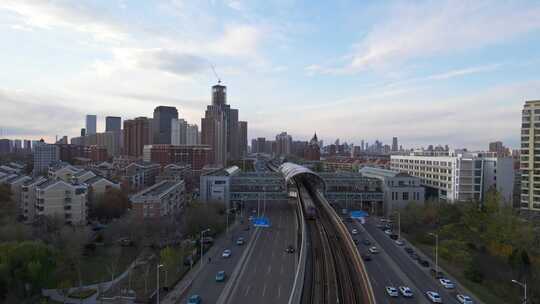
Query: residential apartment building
520 100 540 212
20 177 48 222
142 144 212 170
359 167 425 214
118 161 160 192
33 142 60 176
123 117 153 157
130 180 186 219
35 180 88 225
391 150 514 203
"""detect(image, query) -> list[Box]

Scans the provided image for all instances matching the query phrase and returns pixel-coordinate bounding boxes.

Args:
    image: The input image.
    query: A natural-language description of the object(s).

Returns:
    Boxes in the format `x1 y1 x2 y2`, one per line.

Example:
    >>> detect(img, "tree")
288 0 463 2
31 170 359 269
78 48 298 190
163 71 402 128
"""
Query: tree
89 188 130 221
160 247 180 287
182 203 226 239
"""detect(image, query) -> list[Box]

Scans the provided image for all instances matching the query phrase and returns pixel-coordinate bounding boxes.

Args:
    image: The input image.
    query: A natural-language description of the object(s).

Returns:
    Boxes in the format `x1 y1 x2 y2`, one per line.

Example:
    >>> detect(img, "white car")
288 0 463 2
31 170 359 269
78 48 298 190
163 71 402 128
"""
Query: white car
399 286 413 297
222 249 232 258
369 246 379 254
456 294 474 304
395 239 404 246
384 229 392 235
385 286 399 297
351 229 358 235
439 278 455 289
426 291 442 303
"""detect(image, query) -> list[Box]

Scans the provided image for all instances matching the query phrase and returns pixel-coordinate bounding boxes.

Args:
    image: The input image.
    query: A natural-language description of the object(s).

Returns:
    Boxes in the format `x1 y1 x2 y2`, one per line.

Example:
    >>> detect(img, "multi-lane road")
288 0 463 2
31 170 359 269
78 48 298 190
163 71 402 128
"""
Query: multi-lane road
345 215 479 304
226 199 297 304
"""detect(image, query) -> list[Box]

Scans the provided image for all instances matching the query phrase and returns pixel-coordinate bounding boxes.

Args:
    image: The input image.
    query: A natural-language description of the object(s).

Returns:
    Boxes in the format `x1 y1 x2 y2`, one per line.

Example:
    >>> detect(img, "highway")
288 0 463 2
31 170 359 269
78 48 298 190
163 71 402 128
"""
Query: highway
176 219 255 304
350 216 473 304
225 198 297 304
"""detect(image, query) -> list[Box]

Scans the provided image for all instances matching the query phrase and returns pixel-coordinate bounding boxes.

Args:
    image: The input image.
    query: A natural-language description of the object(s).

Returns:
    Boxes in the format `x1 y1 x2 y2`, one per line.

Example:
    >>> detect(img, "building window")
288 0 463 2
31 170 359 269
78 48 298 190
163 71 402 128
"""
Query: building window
403 192 409 200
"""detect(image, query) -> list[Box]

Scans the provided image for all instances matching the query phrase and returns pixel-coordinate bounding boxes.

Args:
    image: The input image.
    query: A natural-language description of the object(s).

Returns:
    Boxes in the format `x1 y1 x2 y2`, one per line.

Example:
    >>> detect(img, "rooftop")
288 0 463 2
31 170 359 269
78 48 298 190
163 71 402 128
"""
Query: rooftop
132 180 182 200
359 167 411 178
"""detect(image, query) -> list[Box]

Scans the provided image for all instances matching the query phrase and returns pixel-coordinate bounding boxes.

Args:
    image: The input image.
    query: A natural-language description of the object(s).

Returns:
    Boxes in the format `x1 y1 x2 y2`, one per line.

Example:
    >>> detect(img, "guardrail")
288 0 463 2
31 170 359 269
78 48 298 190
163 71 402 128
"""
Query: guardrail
315 190 377 304
288 182 308 304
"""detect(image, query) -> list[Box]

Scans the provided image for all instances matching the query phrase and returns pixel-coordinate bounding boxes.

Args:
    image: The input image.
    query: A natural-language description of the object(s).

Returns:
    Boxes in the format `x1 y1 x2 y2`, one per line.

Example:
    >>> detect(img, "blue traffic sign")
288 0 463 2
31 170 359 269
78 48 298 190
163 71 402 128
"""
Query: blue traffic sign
350 210 368 219
253 217 271 227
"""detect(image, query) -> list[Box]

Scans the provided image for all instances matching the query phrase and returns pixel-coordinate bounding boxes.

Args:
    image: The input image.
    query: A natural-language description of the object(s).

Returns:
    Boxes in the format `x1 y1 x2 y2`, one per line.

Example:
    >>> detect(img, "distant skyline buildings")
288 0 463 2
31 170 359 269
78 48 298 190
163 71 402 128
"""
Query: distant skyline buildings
153 106 178 145
85 115 97 135
105 116 121 132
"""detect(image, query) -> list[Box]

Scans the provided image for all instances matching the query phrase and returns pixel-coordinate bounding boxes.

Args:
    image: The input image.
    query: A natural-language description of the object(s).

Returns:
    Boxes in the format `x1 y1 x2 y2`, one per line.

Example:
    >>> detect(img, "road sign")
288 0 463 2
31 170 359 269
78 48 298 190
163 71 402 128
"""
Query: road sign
351 210 368 224
253 217 271 227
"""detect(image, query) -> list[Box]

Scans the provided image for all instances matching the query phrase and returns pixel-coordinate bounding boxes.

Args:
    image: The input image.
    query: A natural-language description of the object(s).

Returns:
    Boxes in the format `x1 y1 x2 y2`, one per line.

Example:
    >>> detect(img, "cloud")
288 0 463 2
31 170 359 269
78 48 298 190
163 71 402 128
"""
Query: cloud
312 1 540 74
130 49 209 76
0 1 128 41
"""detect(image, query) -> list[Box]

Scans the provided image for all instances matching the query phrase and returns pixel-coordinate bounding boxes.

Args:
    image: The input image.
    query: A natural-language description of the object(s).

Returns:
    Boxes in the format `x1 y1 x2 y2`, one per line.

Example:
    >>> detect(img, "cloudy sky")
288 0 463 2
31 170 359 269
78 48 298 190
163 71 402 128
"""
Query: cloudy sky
1 0 540 149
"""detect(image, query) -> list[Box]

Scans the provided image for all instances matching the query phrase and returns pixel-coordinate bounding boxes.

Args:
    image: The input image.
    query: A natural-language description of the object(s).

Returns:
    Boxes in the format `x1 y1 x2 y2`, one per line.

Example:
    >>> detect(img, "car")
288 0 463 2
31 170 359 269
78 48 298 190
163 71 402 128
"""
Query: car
395 239 404 246
385 286 399 297
236 237 245 245
215 270 226 282
404 247 414 254
351 229 358 235
369 246 379 254
384 229 392 235
399 286 413 297
285 245 295 253
389 234 399 240
248 215 254 221
426 291 442 303
456 294 474 304
187 294 202 304
363 239 371 246
439 278 455 289
419 259 430 267
222 249 232 258
362 253 372 261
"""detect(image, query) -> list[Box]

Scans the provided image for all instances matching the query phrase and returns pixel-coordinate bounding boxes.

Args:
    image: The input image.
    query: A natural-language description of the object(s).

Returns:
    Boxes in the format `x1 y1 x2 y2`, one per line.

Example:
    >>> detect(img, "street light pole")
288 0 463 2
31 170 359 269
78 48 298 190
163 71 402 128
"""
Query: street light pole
397 211 401 240
200 228 210 271
429 232 439 274
156 264 163 303
512 279 527 304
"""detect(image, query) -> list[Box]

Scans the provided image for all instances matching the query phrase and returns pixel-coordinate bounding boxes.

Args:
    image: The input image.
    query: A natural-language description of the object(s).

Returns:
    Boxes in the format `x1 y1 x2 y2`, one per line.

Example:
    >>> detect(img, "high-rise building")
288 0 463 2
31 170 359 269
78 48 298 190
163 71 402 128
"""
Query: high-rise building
81 128 86 137
202 83 242 165
392 137 398 152
153 106 178 144
201 106 226 166
105 116 122 132
86 115 97 135
171 118 188 145
238 121 248 157
186 124 200 145
33 141 60 176
520 100 540 212
256 137 266 154
489 141 509 157
123 117 152 157
276 132 292 156
23 140 31 153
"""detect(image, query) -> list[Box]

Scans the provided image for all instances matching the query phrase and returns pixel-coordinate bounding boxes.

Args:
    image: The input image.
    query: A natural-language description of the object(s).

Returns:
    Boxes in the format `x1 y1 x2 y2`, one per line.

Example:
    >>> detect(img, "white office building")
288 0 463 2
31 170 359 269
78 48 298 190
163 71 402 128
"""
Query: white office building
391 150 514 203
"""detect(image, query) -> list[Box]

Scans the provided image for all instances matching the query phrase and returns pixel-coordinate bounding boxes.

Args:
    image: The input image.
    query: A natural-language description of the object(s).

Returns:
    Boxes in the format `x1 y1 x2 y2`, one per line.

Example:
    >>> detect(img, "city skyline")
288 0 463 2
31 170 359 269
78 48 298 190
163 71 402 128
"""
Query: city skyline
1 1 540 149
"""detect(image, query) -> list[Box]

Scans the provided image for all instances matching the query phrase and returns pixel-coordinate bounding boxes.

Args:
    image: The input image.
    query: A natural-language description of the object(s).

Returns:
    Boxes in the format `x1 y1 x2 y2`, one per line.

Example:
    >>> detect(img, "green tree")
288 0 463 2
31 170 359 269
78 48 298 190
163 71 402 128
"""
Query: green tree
160 247 180 287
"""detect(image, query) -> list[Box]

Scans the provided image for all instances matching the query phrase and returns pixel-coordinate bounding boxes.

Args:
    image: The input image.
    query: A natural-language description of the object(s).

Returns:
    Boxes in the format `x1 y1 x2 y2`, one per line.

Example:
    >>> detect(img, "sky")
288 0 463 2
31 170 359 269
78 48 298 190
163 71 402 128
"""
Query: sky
1 0 540 150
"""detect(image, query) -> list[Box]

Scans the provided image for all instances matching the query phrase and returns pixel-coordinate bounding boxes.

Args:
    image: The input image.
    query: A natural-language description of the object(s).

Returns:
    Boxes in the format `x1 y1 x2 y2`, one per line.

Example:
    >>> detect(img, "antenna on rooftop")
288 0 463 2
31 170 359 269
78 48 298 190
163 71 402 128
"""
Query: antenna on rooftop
211 64 221 84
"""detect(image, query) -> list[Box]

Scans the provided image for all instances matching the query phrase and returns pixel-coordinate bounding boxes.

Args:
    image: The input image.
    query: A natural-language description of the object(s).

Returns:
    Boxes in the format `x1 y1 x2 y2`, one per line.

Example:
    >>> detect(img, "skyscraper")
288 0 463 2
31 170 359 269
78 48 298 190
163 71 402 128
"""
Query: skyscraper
186 124 200 145
392 137 398 152
86 115 97 135
520 100 540 212
171 118 188 145
106 116 122 132
153 106 178 144
239 121 248 157
33 140 59 176
201 83 242 166
276 132 292 156
123 117 152 157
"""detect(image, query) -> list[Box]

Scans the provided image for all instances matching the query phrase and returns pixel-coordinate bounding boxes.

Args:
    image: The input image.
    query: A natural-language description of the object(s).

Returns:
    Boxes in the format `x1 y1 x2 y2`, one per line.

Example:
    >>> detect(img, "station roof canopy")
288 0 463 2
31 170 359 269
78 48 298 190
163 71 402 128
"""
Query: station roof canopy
278 162 325 189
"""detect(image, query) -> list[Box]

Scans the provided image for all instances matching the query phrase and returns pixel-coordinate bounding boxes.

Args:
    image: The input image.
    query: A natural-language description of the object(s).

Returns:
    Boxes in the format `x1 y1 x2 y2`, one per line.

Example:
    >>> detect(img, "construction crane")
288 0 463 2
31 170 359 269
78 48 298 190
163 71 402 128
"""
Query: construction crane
211 64 221 84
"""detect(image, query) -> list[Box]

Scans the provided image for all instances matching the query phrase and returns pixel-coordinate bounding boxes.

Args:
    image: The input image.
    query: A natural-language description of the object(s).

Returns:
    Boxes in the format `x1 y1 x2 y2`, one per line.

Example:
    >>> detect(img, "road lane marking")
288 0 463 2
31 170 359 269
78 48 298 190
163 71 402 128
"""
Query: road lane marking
280 264 284 275
277 285 281 298
262 284 267 297
244 285 251 297
267 265 272 275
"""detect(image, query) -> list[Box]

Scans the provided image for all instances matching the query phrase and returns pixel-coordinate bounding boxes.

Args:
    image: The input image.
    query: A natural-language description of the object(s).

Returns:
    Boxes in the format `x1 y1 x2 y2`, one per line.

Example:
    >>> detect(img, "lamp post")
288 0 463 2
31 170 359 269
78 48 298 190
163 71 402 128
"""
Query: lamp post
225 208 235 236
395 211 401 240
200 228 211 271
511 279 527 304
156 264 163 303
429 232 439 274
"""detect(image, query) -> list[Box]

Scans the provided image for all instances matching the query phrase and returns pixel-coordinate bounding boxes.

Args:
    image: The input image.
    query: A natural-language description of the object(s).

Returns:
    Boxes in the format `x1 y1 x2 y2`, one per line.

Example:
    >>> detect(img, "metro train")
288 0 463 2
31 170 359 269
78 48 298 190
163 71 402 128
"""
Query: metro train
298 183 317 220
